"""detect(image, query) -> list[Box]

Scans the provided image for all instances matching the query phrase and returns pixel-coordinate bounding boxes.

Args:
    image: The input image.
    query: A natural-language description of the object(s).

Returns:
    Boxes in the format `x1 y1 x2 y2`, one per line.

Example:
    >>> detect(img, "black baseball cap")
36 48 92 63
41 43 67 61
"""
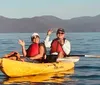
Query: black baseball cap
57 28 65 33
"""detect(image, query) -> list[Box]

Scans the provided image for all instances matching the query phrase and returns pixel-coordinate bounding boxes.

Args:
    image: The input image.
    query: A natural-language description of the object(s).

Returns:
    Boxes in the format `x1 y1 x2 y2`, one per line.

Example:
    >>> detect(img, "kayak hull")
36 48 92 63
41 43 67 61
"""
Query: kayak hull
3 69 74 84
0 58 74 77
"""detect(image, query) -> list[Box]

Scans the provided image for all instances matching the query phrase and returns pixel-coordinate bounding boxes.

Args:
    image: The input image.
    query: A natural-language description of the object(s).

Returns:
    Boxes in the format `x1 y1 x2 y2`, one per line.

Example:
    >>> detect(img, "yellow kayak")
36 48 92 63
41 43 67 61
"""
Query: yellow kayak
0 58 74 77
3 69 74 84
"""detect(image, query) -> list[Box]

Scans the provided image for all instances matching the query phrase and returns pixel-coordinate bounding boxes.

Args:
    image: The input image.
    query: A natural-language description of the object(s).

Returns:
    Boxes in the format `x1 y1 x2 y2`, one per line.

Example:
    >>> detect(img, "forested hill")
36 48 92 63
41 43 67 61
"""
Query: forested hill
0 15 100 33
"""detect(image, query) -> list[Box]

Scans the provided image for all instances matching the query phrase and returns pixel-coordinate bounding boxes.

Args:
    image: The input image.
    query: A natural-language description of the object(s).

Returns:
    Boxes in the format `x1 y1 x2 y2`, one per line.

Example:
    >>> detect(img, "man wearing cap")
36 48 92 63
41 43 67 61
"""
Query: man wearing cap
44 28 71 62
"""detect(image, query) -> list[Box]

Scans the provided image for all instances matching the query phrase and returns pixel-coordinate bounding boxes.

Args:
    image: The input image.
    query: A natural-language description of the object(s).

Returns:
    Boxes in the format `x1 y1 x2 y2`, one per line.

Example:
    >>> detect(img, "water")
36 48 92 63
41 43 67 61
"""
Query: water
0 32 100 85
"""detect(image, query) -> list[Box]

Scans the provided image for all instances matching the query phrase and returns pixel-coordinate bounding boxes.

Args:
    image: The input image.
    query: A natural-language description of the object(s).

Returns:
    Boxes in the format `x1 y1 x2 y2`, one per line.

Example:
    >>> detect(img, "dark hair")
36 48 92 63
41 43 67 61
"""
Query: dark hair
31 35 40 41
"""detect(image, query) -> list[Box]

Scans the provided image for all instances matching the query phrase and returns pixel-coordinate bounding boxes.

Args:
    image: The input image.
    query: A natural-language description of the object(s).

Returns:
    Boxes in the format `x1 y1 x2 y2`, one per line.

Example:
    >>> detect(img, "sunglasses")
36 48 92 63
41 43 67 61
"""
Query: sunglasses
57 32 64 34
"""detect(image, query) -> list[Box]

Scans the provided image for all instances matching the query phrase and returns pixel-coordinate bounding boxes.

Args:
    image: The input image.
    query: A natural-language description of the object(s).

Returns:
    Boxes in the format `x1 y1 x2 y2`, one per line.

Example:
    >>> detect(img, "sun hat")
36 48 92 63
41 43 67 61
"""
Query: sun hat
31 33 39 38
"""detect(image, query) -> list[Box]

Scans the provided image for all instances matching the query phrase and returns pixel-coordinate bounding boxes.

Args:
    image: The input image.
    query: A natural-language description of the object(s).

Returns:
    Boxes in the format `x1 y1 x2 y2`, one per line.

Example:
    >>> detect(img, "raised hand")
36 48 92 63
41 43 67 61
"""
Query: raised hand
18 39 25 47
47 29 53 36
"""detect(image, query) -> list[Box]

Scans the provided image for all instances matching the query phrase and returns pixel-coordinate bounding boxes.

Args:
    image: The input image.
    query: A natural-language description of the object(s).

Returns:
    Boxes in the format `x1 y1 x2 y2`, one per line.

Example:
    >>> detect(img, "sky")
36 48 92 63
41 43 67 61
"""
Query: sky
0 0 100 19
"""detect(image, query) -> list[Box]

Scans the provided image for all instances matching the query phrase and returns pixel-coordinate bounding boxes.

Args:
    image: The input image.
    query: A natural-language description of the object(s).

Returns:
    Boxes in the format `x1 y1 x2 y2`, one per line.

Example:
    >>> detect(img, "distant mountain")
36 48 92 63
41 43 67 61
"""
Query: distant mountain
0 15 100 33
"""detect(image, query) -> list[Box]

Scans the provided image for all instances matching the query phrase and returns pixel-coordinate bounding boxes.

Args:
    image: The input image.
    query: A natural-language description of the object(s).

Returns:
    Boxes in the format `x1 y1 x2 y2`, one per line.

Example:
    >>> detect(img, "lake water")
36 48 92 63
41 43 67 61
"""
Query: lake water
0 32 100 85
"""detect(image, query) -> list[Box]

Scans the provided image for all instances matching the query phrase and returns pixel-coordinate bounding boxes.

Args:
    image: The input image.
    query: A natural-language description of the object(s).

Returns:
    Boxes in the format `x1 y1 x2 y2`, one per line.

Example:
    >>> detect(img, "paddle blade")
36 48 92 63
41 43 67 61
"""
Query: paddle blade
57 56 80 63
85 55 100 58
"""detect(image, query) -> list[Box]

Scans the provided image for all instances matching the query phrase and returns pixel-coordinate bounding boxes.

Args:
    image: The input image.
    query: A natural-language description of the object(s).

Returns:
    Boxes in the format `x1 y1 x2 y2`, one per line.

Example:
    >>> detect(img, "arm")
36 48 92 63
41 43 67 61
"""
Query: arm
44 29 53 48
44 35 52 48
30 45 45 59
18 39 27 57
62 40 71 55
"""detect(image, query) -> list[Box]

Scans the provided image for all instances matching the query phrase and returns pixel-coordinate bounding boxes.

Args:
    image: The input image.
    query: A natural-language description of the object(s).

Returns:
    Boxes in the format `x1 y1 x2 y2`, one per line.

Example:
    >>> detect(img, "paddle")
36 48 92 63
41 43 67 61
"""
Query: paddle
46 54 100 63
47 54 100 57
46 54 79 63
57 57 79 63
69 54 100 57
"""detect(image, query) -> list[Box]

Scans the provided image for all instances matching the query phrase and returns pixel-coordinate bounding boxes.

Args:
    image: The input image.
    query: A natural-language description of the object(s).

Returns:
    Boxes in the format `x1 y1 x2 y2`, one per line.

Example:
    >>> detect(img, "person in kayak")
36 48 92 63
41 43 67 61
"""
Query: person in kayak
18 33 46 63
44 28 71 62
3 33 46 63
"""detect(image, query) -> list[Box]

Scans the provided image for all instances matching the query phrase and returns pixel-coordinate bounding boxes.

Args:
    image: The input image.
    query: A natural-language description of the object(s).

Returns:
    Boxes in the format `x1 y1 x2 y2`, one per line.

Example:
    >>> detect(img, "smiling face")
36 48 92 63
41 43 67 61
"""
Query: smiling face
31 35 40 43
56 31 65 39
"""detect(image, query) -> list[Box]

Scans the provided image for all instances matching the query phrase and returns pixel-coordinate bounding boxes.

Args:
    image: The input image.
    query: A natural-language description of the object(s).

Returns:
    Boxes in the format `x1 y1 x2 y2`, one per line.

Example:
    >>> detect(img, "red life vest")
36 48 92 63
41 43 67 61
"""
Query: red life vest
27 43 39 57
50 38 66 56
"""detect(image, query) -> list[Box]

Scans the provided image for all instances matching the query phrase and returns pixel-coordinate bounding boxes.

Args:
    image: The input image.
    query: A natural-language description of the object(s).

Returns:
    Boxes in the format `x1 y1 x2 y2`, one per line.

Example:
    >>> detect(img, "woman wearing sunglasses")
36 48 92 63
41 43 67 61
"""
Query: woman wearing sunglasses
44 28 71 62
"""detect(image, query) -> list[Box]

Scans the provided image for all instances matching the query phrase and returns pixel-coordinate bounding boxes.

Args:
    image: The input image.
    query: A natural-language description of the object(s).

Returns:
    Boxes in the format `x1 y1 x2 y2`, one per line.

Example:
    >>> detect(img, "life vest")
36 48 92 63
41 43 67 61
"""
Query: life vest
27 43 39 57
50 38 66 56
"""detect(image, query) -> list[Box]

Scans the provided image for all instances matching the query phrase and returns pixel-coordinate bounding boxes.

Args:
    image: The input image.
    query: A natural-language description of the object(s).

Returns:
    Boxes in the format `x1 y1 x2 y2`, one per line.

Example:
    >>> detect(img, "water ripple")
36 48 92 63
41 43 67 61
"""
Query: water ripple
76 66 100 70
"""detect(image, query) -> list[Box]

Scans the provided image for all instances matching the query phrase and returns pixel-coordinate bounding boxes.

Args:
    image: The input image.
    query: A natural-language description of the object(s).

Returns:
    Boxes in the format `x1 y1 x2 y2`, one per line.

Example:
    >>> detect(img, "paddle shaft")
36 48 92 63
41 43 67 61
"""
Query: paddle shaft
71 55 100 57
47 54 84 57
47 54 100 57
